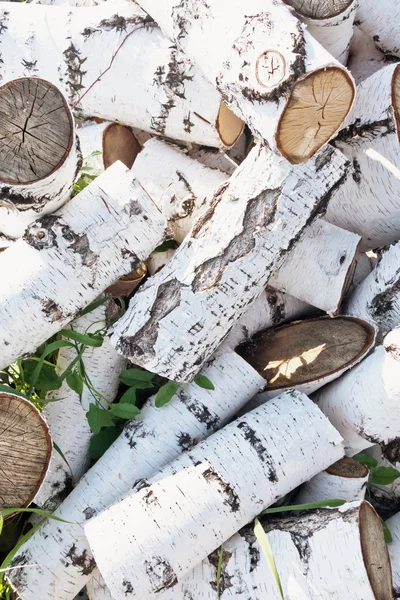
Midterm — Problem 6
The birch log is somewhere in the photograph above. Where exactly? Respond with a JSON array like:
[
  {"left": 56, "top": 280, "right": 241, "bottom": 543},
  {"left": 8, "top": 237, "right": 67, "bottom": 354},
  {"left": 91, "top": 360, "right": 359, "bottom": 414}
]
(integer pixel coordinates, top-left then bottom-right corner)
[
  {"left": 137, "top": 0, "right": 355, "bottom": 163},
  {"left": 295, "top": 457, "right": 369, "bottom": 504},
  {"left": 0, "top": 160, "right": 166, "bottom": 371},
  {"left": 347, "top": 27, "right": 397, "bottom": 84},
  {"left": 326, "top": 63, "right": 400, "bottom": 250},
  {"left": 84, "top": 391, "right": 344, "bottom": 599},
  {"left": 315, "top": 327, "right": 400, "bottom": 455},
  {"left": 153, "top": 501, "right": 391, "bottom": 600},
  {"left": 0, "top": 1, "right": 243, "bottom": 148},
  {"left": 357, "top": 0, "right": 400, "bottom": 57},
  {"left": 363, "top": 445, "right": 400, "bottom": 520},
  {"left": 345, "top": 241, "right": 400, "bottom": 331},
  {"left": 78, "top": 122, "right": 141, "bottom": 171},
  {"left": 387, "top": 511, "right": 400, "bottom": 597},
  {"left": 112, "top": 143, "right": 350, "bottom": 382},
  {"left": 284, "top": 0, "right": 358, "bottom": 64},
  {"left": 0, "top": 78, "right": 81, "bottom": 239}
]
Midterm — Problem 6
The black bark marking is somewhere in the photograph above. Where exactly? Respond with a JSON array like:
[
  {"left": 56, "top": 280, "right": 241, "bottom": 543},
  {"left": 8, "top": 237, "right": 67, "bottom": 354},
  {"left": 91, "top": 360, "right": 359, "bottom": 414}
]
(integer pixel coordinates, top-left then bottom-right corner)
[
  {"left": 177, "top": 431, "right": 197, "bottom": 451},
  {"left": 202, "top": 466, "right": 240, "bottom": 512},
  {"left": 369, "top": 278, "right": 400, "bottom": 323},
  {"left": 177, "top": 388, "right": 220, "bottom": 430},
  {"left": 172, "top": 0, "right": 212, "bottom": 41},
  {"left": 265, "top": 286, "right": 286, "bottom": 325},
  {"left": 290, "top": 532, "right": 311, "bottom": 570},
  {"left": 382, "top": 438, "right": 400, "bottom": 463},
  {"left": 9, "top": 549, "right": 32, "bottom": 589},
  {"left": 41, "top": 299, "right": 65, "bottom": 322},
  {"left": 352, "top": 159, "right": 362, "bottom": 184},
  {"left": 332, "top": 117, "right": 395, "bottom": 147},
  {"left": 122, "top": 579, "right": 134, "bottom": 595},
  {"left": 168, "top": 170, "right": 196, "bottom": 222},
  {"left": 0, "top": 187, "right": 49, "bottom": 211},
  {"left": 63, "top": 43, "right": 87, "bottom": 100},
  {"left": 64, "top": 544, "right": 96, "bottom": 576},
  {"left": 83, "top": 507, "right": 97, "bottom": 520},
  {"left": 144, "top": 557, "right": 178, "bottom": 593},
  {"left": 209, "top": 548, "right": 233, "bottom": 594},
  {"left": 144, "top": 489, "right": 159, "bottom": 505},
  {"left": 237, "top": 421, "right": 278, "bottom": 482},
  {"left": 239, "top": 524, "right": 261, "bottom": 571}
]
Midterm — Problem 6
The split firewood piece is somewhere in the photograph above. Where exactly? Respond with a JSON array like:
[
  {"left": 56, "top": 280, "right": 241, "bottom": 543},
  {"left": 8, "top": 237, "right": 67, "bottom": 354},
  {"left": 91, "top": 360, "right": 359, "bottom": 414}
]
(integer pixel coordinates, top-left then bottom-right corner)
[
  {"left": 84, "top": 391, "right": 344, "bottom": 599},
  {"left": 112, "top": 142, "right": 350, "bottom": 382},
  {"left": 387, "top": 511, "right": 400, "bottom": 597},
  {"left": 0, "top": 160, "right": 166, "bottom": 371},
  {"left": 237, "top": 315, "right": 376, "bottom": 399},
  {"left": 0, "top": 393, "right": 52, "bottom": 511},
  {"left": 315, "top": 327, "right": 400, "bottom": 456},
  {"left": 78, "top": 122, "right": 141, "bottom": 172},
  {"left": 0, "top": 77, "right": 81, "bottom": 239},
  {"left": 284, "top": 0, "right": 358, "bottom": 64},
  {"left": 295, "top": 457, "right": 369, "bottom": 504},
  {"left": 357, "top": 0, "right": 400, "bottom": 57},
  {"left": 347, "top": 27, "right": 398, "bottom": 84},
  {"left": 345, "top": 241, "right": 400, "bottom": 332},
  {"left": 325, "top": 63, "right": 400, "bottom": 250},
  {"left": 155, "top": 501, "right": 392, "bottom": 600},
  {"left": 0, "top": 2, "right": 243, "bottom": 149},
  {"left": 137, "top": 0, "right": 355, "bottom": 163},
  {"left": 33, "top": 301, "right": 128, "bottom": 513}
]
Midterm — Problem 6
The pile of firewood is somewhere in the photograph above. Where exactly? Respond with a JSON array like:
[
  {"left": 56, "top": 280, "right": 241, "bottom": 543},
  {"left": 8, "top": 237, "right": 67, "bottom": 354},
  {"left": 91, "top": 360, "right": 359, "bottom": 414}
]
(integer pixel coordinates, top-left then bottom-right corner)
[{"left": 1, "top": 0, "right": 400, "bottom": 598}]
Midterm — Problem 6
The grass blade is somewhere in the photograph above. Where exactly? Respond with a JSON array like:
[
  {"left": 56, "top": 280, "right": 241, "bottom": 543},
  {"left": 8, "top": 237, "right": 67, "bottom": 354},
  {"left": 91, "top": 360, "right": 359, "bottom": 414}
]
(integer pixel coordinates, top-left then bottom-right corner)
[{"left": 254, "top": 518, "right": 284, "bottom": 600}]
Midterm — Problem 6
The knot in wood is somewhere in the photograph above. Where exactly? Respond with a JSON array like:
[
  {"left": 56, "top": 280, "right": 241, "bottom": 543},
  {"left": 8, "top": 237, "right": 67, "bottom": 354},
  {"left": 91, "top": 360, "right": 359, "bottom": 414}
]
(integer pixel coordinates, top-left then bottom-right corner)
[{"left": 256, "top": 51, "right": 286, "bottom": 89}]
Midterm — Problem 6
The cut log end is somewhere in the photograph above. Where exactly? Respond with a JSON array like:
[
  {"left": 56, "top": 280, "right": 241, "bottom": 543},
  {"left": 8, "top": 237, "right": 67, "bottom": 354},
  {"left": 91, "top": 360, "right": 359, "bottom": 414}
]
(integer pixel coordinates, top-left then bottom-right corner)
[
  {"left": 359, "top": 502, "right": 393, "bottom": 600},
  {"left": 0, "top": 78, "right": 73, "bottom": 185},
  {"left": 216, "top": 102, "right": 244, "bottom": 147},
  {"left": 0, "top": 393, "right": 51, "bottom": 511},
  {"left": 237, "top": 316, "right": 375, "bottom": 390},
  {"left": 105, "top": 263, "right": 147, "bottom": 297},
  {"left": 277, "top": 67, "right": 355, "bottom": 163},
  {"left": 392, "top": 64, "right": 400, "bottom": 140},
  {"left": 103, "top": 124, "right": 141, "bottom": 170},
  {"left": 285, "top": 0, "right": 354, "bottom": 19},
  {"left": 326, "top": 456, "right": 369, "bottom": 478}
]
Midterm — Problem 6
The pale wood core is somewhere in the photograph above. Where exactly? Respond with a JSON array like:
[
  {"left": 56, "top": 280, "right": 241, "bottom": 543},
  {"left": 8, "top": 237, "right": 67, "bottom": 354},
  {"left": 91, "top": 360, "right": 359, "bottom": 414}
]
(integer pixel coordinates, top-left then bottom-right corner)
[
  {"left": 102, "top": 124, "right": 141, "bottom": 170},
  {"left": 0, "top": 393, "right": 51, "bottom": 510},
  {"left": 216, "top": 102, "right": 245, "bottom": 147},
  {"left": 277, "top": 67, "right": 354, "bottom": 163},
  {"left": 0, "top": 78, "right": 73, "bottom": 185},
  {"left": 391, "top": 65, "right": 400, "bottom": 141},
  {"left": 326, "top": 457, "right": 369, "bottom": 479},
  {"left": 359, "top": 502, "right": 393, "bottom": 600},
  {"left": 285, "top": 0, "right": 355, "bottom": 19},
  {"left": 237, "top": 316, "right": 375, "bottom": 389}
]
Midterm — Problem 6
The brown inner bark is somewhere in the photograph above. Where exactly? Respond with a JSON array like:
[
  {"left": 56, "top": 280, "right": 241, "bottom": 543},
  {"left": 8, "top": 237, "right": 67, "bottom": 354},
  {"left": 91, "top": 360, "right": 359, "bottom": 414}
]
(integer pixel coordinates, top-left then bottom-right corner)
[
  {"left": 284, "top": 0, "right": 355, "bottom": 19},
  {"left": 0, "top": 393, "right": 51, "bottom": 511},
  {"left": 105, "top": 263, "right": 147, "bottom": 297},
  {"left": 237, "top": 316, "right": 375, "bottom": 389},
  {"left": 326, "top": 456, "right": 369, "bottom": 478},
  {"left": 277, "top": 67, "right": 354, "bottom": 164},
  {"left": 216, "top": 102, "right": 244, "bottom": 147},
  {"left": 391, "top": 64, "right": 400, "bottom": 141},
  {"left": 102, "top": 124, "right": 141, "bottom": 170},
  {"left": 0, "top": 78, "right": 73, "bottom": 185}
]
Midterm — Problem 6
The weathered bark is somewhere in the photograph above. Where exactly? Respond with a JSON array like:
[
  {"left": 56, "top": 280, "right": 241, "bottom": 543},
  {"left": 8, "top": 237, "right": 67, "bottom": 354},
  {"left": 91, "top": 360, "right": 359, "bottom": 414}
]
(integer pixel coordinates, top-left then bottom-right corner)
[
  {"left": 386, "top": 511, "right": 400, "bottom": 597},
  {"left": 326, "top": 63, "right": 400, "bottom": 250},
  {"left": 136, "top": 0, "right": 355, "bottom": 163},
  {"left": 0, "top": 392, "right": 52, "bottom": 511},
  {"left": 284, "top": 0, "right": 358, "bottom": 64},
  {"left": 78, "top": 121, "right": 141, "bottom": 172},
  {"left": 357, "top": 0, "right": 400, "bottom": 57},
  {"left": 0, "top": 160, "right": 166, "bottom": 371},
  {"left": 0, "top": 77, "right": 81, "bottom": 239},
  {"left": 84, "top": 391, "right": 344, "bottom": 599},
  {"left": 188, "top": 145, "right": 238, "bottom": 175},
  {"left": 0, "top": 2, "right": 243, "bottom": 148},
  {"left": 315, "top": 327, "right": 400, "bottom": 455},
  {"left": 111, "top": 142, "right": 350, "bottom": 382},
  {"left": 345, "top": 241, "right": 400, "bottom": 331},
  {"left": 295, "top": 456, "right": 369, "bottom": 504},
  {"left": 347, "top": 26, "right": 398, "bottom": 84}
]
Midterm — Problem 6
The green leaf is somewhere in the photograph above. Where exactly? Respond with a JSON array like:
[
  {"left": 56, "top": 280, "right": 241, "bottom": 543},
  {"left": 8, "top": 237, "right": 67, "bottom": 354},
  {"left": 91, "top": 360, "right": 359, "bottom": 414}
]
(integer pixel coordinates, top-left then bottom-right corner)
[
  {"left": 60, "top": 329, "right": 104, "bottom": 347},
  {"left": 353, "top": 453, "right": 378, "bottom": 469},
  {"left": 119, "top": 387, "right": 137, "bottom": 405},
  {"left": 258, "top": 499, "right": 346, "bottom": 517},
  {"left": 80, "top": 296, "right": 108, "bottom": 316},
  {"left": 66, "top": 370, "right": 84, "bottom": 396},
  {"left": 84, "top": 150, "right": 102, "bottom": 160},
  {"left": 119, "top": 368, "right": 154, "bottom": 382},
  {"left": 86, "top": 403, "right": 116, "bottom": 434},
  {"left": 380, "top": 517, "right": 393, "bottom": 543},
  {"left": 216, "top": 546, "right": 223, "bottom": 600},
  {"left": 110, "top": 403, "right": 140, "bottom": 420},
  {"left": 53, "top": 442, "right": 73, "bottom": 474},
  {"left": 153, "top": 239, "right": 177, "bottom": 253},
  {"left": 0, "top": 384, "right": 27, "bottom": 400},
  {"left": 254, "top": 518, "right": 284, "bottom": 600},
  {"left": 29, "top": 340, "right": 75, "bottom": 395},
  {"left": 35, "top": 364, "right": 62, "bottom": 393},
  {"left": 194, "top": 375, "right": 215, "bottom": 390},
  {"left": 0, "top": 507, "right": 72, "bottom": 523},
  {"left": 155, "top": 381, "right": 179, "bottom": 408},
  {"left": 0, "top": 514, "right": 3, "bottom": 536},
  {"left": 89, "top": 427, "right": 120, "bottom": 459},
  {"left": 370, "top": 466, "right": 400, "bottom": 485}
]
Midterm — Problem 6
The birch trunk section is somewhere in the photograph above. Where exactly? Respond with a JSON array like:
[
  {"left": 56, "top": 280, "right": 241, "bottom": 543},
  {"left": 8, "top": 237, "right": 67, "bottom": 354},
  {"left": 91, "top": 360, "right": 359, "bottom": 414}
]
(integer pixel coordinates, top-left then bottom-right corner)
[
  {"left": 357, "top": 0, "right": 400, "bottom": 57},
  {"left": 386, "top": 511, "right": 400, "bottom": 597},
  {"left": 136, "top": 0, "right": 355, "bottom": 163},
  {"left": 0, "top": 2, "right": 243, "bottom": 148},
  {"left": 84, "top": 392, "right": 344, "bottom": 599},
  {"left": 347, "top": 27, "right": 397, "bottom": 84},
  {"left": 111, "top": 143, "right": 350, "bottom": 382},
  {"left": 0, "top": 161, "right": 166, "bottom": 371}
]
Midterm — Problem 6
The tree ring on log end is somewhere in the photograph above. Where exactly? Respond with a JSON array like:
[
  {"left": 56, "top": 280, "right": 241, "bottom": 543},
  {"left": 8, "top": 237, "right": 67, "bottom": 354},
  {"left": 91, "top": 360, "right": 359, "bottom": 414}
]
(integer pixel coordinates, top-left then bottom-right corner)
[
  {"left": 326, "top": 456, "right": 369, "bottom": 479},
  {"left": 359, "top": 501, "right": 393, "bottom": 600},
  {"left": 0, "top": 393, "right": 52, "bottom": 512},
  {"left": 216, "top": 102, "right": 244, "bottom": 147},
  {"left": 284, "top": 0, "right": 355, "bottom": 19},
  {"left": 256, "top": 51, "right": 286, "bottom": 90},
  {"left": 277, "top": 67, "right": 355, "bottom": 163},
  {"left": 236, "top": 316, "right": 375, "bottom": 390},
  {"left": 0, "top": 78, "right": 74, "bottom": 185},
  {"left": 102, "top": 124, "right": 141, "bottom": 170}
]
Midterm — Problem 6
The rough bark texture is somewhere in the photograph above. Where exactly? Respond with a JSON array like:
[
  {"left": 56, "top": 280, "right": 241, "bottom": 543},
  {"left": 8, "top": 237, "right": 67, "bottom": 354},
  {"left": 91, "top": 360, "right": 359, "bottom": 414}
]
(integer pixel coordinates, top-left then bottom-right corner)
[
  {"left": 111, "top": 142, "right": 350, "bottom": 382},
  {"left": 84, "top": 391, "right": 344, "bottom": 599},
  {"left": 0, "top": 160, "right": 166, "bottom": 371},
  {"left": 0, "top": 2, "right": 243, "bottom": 148},
  {"left": 357, "top": 0, "right": 400, "bottom": 57}
]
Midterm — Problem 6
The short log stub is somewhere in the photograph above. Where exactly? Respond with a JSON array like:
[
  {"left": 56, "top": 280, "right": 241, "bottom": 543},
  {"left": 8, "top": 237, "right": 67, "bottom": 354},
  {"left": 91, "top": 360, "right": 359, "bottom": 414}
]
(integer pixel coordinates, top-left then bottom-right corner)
[
  {"left": 0, "top": 393, "right": 52, "bottom": 510},
  {"left": 326, "top": 456, "right": 369, "bottom": 479}
]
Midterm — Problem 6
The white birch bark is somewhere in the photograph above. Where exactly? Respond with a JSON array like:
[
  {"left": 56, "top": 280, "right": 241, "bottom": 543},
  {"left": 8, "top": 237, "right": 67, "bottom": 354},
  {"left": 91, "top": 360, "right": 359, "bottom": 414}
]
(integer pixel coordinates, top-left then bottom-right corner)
[
  {"left": 136, "top": 0, "right": 355, "bottom": 163},
  {"left": 187, "top": 146, "right": 237, "bottom": 175},
  {"left": 347, "top": 26, "right": 397, "bottom": 84},
  {"left": 345, "top": 250, "right": 377, "bottom": 295},
  {"left": 325, "top": 63, "right": 400, "bottom": 250},
  {"left": 112, "top": 143, "right": 350, "bottom": 382},
  {"left": 0, "top": 77, "right": 81, "bottom": 239},
  {"left": 315, "top": 327, "right": 400, "bottom": 455},
  {"left": 147, "top": 249, "right": 176, "bottom": 276},
  {"left": 345, "top": 240, "right": 400, "bottom": 331},
  {"left": 33, "top": 301, "right": 128, "bottom": 512},
  {"left": 386, "top": 511, "right": 400, "bottom": 597},
  {"left": 285, "top": 0, "right": 358, "bottom": 64},
  {"left": 0, "top": 1, "right": 243, "bottom": 148},
  {"left": 357, "top": 0, "right": 400, "bottom": 57},
  {"left": 0, "top": 160, "right": 166, "bottom": 371},
  {"left": 84, "top": 391, "right": 344, "bottom": 599},
  {"left": 77, "top": 121, "right": 141, "bottom": 172},
  {"left": 295, "top": 457, "right": 369, "bottom": 504}
]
